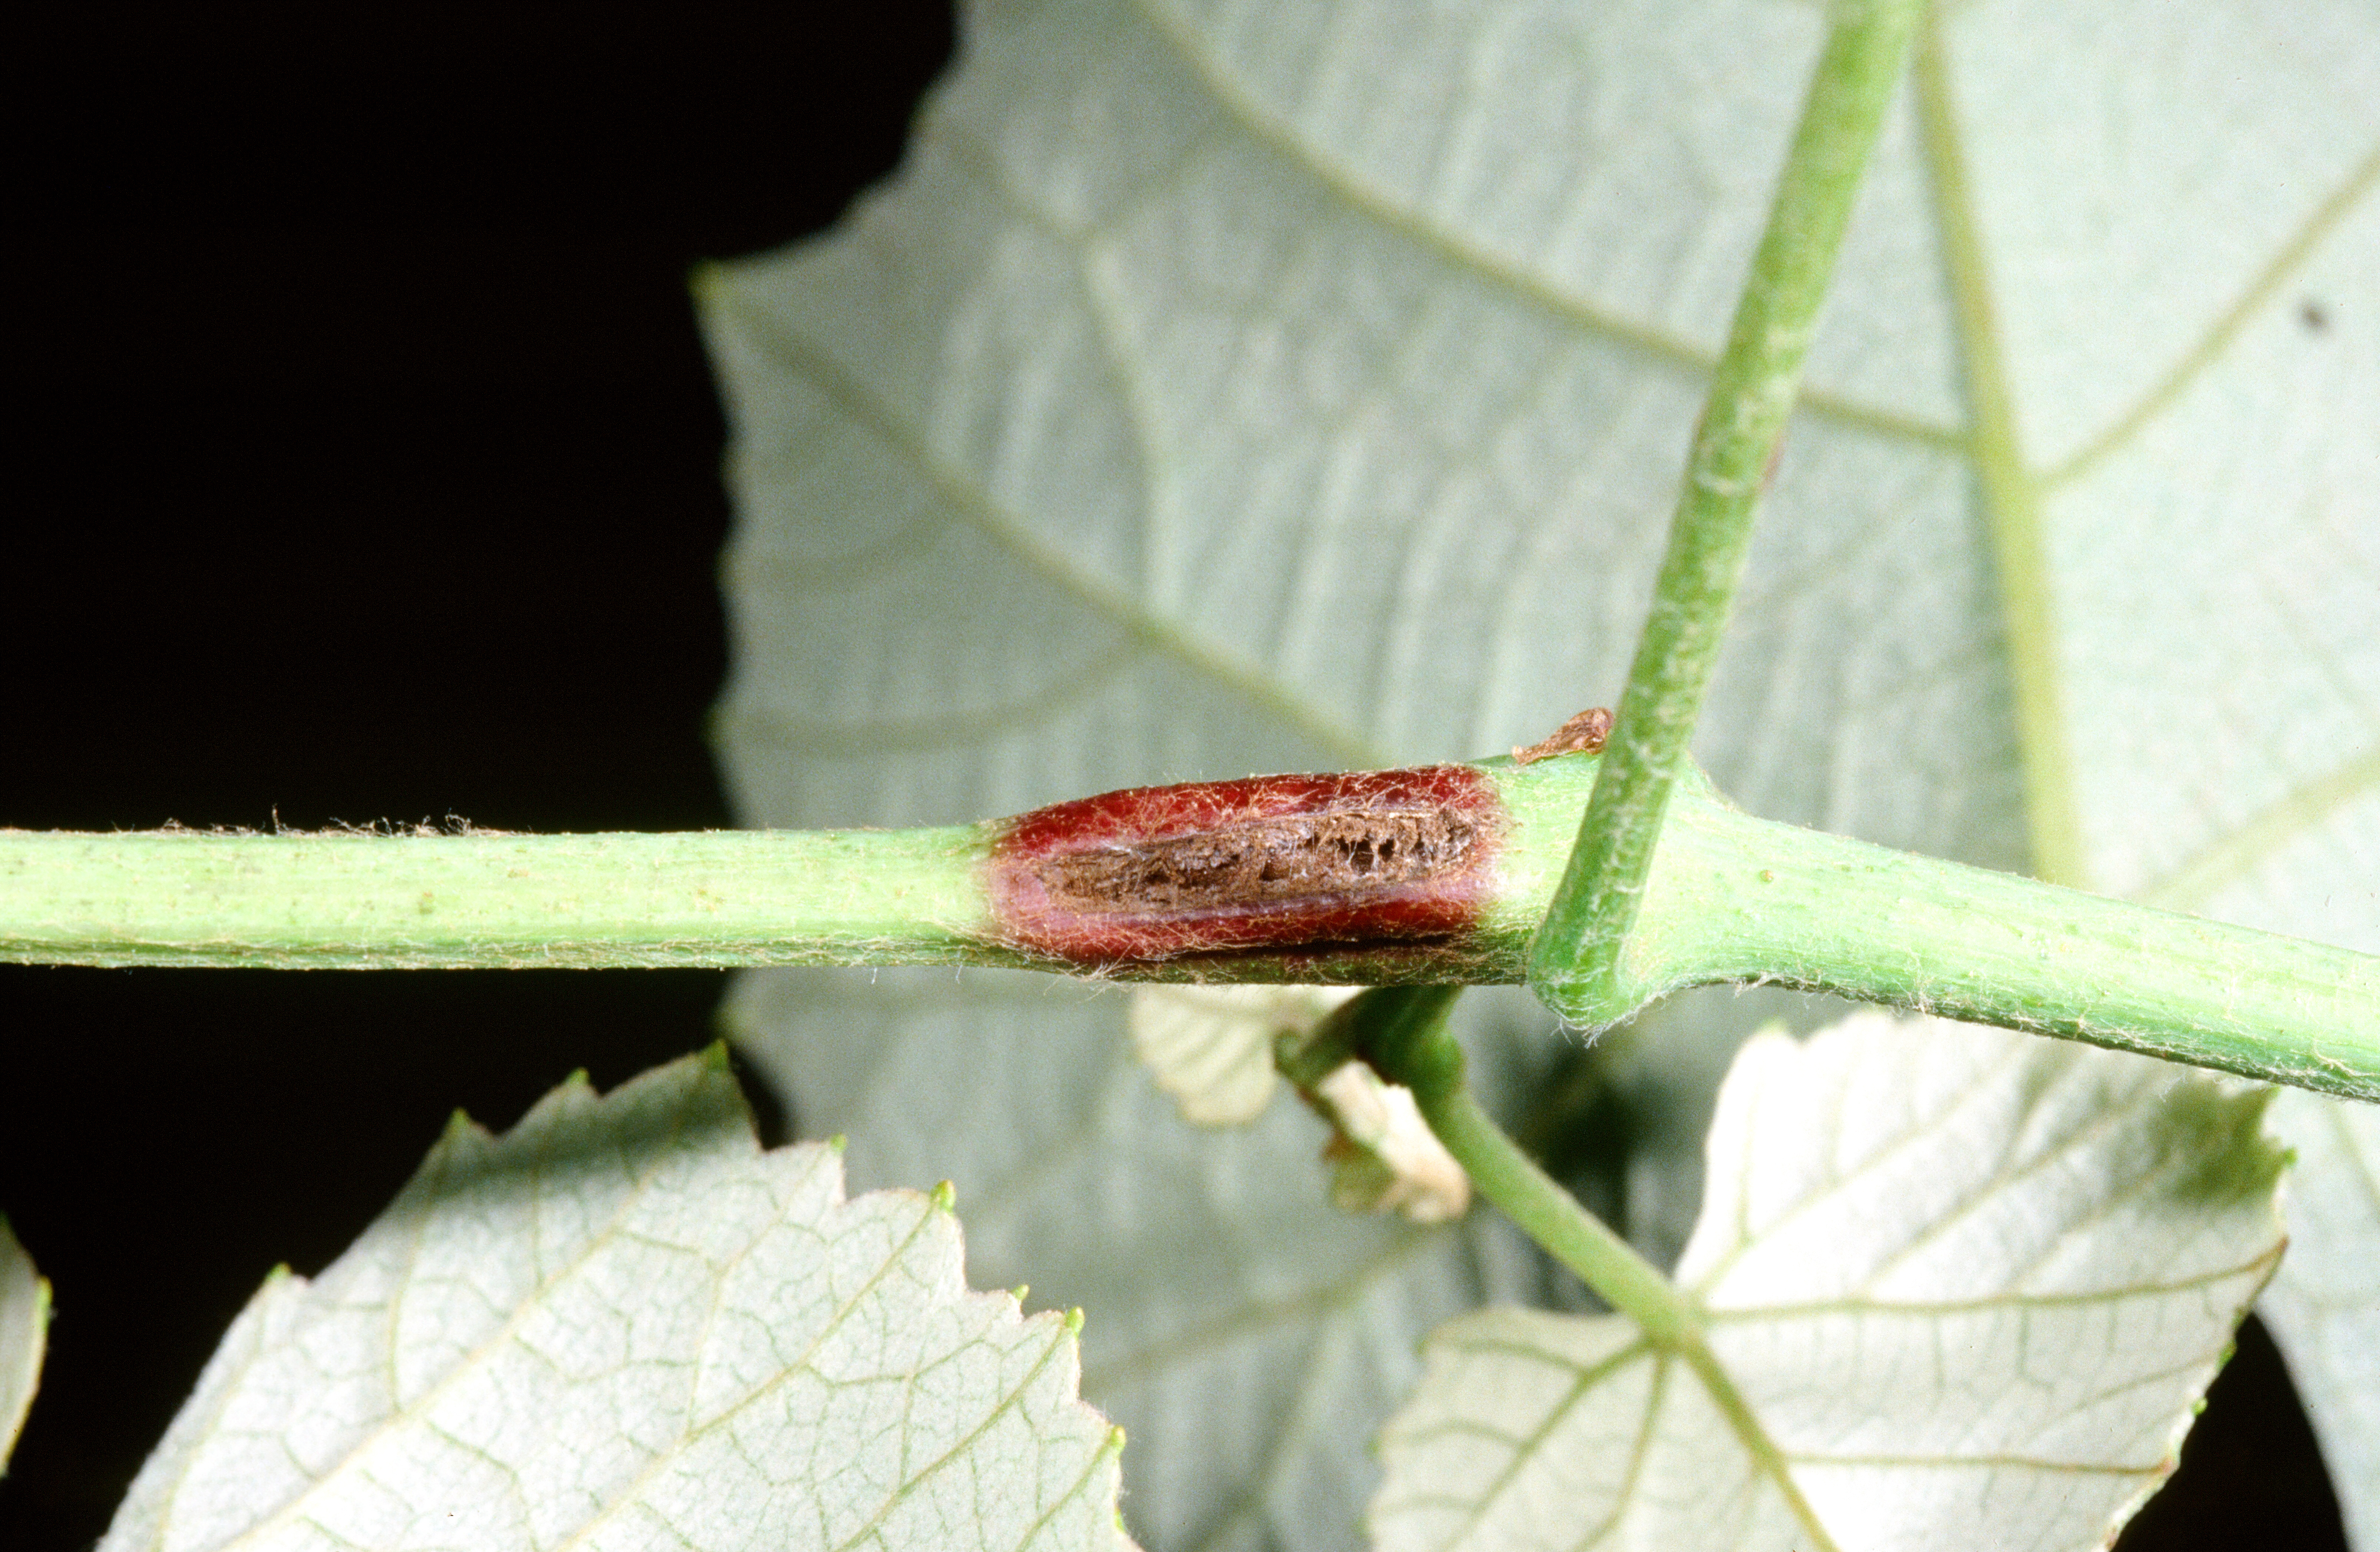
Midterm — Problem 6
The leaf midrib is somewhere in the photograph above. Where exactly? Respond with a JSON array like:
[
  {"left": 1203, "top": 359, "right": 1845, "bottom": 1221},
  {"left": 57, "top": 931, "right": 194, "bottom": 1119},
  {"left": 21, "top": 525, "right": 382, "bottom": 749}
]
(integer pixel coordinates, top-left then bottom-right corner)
[
  {"left": 1129, "top": 0, "right": 1966, "bottom": 452},
  {"left": 727, "top": 294, "right": 1385, "bottom": 773},
  {"left": 1911, "top": 18, "right": 2085, "bottom": 889},
  {"left": 1916, "top": 18, "right": 2380, "bottom": 895}
]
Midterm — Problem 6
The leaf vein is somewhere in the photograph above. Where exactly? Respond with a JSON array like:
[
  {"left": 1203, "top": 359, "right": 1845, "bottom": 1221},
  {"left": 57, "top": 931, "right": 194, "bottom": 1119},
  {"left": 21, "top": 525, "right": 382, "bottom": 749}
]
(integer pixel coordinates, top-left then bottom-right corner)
[
  {"left": 723, "top": 295, "right": 1381, "bottom": 770},
  {"left": 2044, "top": 142, "right": 2380, "bottom": 492},
  {"left": 1125, "top": 0, "right": 1964, "bottom": 450}
]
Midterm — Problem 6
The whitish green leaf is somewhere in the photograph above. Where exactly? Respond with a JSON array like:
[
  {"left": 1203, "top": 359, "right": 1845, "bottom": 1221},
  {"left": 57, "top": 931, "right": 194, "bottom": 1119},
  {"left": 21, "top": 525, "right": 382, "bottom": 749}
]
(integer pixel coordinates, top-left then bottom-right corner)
[
  {"left": 729, "top": 969, "right": 1547, "bottom": 1552},
  {"left": 1129, "top": 984, "right": 1357, "bottom": 1126},
  {"left": 1374, "top": 1010, "right": 2287, "bottom": 1552},
  {"left": 0, "top": 1215, "right": 46, "bottom": 1469},
  {"left": 702, "top": 0, "right": 2028, "bottom": 862},
  {"left": 101, "top": 1051, "right": 1127, "bottom": 1552},
  {"left": 703, "top": 0, "right": 2379, "bottom": 1541},
  {"left": 2261, "top": 1088, "right": 2380, "bottom": 1550}
]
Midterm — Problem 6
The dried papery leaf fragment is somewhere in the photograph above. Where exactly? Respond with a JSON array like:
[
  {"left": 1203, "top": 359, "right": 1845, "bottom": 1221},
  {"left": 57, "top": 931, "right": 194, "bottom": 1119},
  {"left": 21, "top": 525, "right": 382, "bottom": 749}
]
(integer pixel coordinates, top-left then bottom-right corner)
[
  {"left": 1312, "top": 1062, "right": 1471, "bottom": 1224},
  {"left": 1511, "top": 707, "right": 1614, "bottom": 766},
  {"left": 1129, "top": 983, "right": 1360, "bottom": 1126}
]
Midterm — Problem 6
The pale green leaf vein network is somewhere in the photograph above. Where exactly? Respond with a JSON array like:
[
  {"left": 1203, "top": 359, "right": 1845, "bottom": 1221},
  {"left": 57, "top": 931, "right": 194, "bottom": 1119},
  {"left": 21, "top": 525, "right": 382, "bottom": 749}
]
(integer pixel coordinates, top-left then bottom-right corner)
[
  {"left": 599, "top": 1196, "right": 1082, "bottom": 1550},
  {"left": 1375, "top": 1337, "right": 1663, "bottom": 1549},
  {"left": 938, "top": 109, "right": 1207, "bottom": 636},
  {"left": 376, "top": 1174, "right": 436, "bottom": 1462},
  {"left": 1916, "top": 30, "right": 2380, "bottom": 896},
  {"left": 161, "top": 1119, "right": 680, "bottom": 1552},
  {"left": 1845, "top": 1078, "right": 2178, "bottom": 1296},
  {"left": 820, "top": 1334, "right": 1077, "bottom": 1552},
  {"left": 1560, "top": 1358, "right": 1666, "bottom": 1552},
  {"left": 1021, "top": 1446, "right": 1139, "bottom": 1552},
  {"left": 731, "top": 500, "right": 1000, "bottom": 597},
  {"left": 2141, "top": 741, "right": 2380, "bottom": 912},
  {"left": 1694, "top": 1054, "right": 2271, "bottom": 1331},
  {"left": 1074, "top": 203, "right": 1190, "bottom": 621},
  {"left": 1127, "top": 0, "right": 1963, "bottom": 453},
  {"left": 1686, "top": 1036, "right": 2037, "bottom": 1297},
  {"left": 720, "top": 295, "right": 1383, "bottom": 771},
  {"left": 1520, "top": 1346, "right": 1665, "bottom": 1552},
  {"left": 219, "top": 1108, "right": 843, "bottom": 1552},
  {"left": 925, "top": 115, "right": 1429, "bottom": 720},
  {"left": 1726, "top": 482, "right": 1962, "bottom": 621},
  {"left": 1373, "top": 1017, "right": 2286, "bottom": 1552},
  {"left": 2045, "top": 144, "right": 2380, "bottom": 492},
  {"left": 143, "top": 1282, "right": 292, "bottom": 1548},
  {"left": 928, "top": 79, "right": 1273, "bottom": 269},
  {"left": 1682, "top": 1345, "right": 1838, "bottom": 1552},
  {"left": 144, "top": 1115, "right": 637, "bottom": 1550},
  {"left": 109, "top": 1060, "right": 1125, "bottom": 1552},
  {"left": 1771, "top": 1453, "right": 2145, "bottom": 1475},
  {"left": 1912, "top": 15, "right": 2085, "bottom": 888}
]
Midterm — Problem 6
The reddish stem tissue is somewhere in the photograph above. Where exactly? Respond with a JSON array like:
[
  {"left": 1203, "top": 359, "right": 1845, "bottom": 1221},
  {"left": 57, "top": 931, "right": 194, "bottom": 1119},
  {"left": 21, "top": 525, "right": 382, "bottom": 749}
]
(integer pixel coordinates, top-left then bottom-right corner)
[{"left": 988, "top": 765, "right": 1506, "bottom": 965}]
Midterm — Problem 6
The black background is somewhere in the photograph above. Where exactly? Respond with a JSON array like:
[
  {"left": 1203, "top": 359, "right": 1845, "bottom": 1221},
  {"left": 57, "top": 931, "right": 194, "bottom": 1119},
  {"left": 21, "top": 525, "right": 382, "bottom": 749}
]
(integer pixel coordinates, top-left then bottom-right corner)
[{"left": 0, "top": 5, "right": 2344, "bottom": 1546}]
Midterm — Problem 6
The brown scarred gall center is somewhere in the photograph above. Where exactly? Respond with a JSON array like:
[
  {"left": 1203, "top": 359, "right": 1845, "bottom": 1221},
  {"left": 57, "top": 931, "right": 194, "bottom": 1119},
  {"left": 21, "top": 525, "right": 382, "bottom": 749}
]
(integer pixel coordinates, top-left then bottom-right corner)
[{"left": 988, "top": 765, "right": 1504, "bottom": 966}]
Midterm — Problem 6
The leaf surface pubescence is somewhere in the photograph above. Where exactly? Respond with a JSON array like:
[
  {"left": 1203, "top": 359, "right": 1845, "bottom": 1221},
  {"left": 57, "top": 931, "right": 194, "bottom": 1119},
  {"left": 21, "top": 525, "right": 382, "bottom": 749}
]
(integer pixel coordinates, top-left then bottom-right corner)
[{"left": 989, "top": 766, "right": 1505, "bottom": 965}]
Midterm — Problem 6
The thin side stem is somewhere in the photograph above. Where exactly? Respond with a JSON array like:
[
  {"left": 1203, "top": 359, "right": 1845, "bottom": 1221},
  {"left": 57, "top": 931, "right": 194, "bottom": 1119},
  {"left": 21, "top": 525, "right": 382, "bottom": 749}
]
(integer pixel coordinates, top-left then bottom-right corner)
[
  {"left": 1365, "top": 1006, "right": 1698, "bottom": 1350},
  {"left": 1358, "top": 994, "right": 1838, "bottom": 1551},
  {"left": 1529, "top": 0, "right": 1926, "bottom": 1022}
]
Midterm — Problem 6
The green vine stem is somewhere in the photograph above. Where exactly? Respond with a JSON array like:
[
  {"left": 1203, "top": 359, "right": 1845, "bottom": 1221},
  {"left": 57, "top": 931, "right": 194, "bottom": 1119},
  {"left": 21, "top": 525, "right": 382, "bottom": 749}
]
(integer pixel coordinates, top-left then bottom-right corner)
[
  {"left": 6, "top": 753, "right": 2376, "bottom": 1101},
  {"left": 1528, "top": 0, "right": 1926, "bottom": 1023},
  {"left": 0, "top": 826, "right": 994, "bottom": 970}
]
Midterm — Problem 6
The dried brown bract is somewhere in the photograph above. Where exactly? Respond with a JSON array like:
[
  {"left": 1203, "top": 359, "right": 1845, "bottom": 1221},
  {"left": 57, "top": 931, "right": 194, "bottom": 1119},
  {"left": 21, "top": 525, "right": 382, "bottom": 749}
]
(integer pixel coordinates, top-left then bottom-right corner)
[{"left": 1511, "top": 707, "right": 1613, "bottom": 765}]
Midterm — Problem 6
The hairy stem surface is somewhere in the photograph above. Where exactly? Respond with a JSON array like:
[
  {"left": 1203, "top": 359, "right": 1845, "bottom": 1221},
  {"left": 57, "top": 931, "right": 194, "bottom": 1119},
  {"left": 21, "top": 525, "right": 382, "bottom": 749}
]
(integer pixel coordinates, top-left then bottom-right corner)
[
  {"left": 6, "top": 755, "right": 2377, "bottom": 1101},
  {"left": 1529, "top": 0, "right": 1926, "bottom": 1022},
  {"left": 0, "top": 826, "right": 993, "bottom": 969}
]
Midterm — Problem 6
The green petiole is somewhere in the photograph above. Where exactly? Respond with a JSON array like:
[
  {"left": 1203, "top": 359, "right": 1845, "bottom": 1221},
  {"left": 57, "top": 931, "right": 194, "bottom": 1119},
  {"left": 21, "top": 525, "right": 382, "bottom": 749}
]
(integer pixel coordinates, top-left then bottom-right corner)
[{"left": 1528, "top": 0, "right": 1927, "bottom": 1026}]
